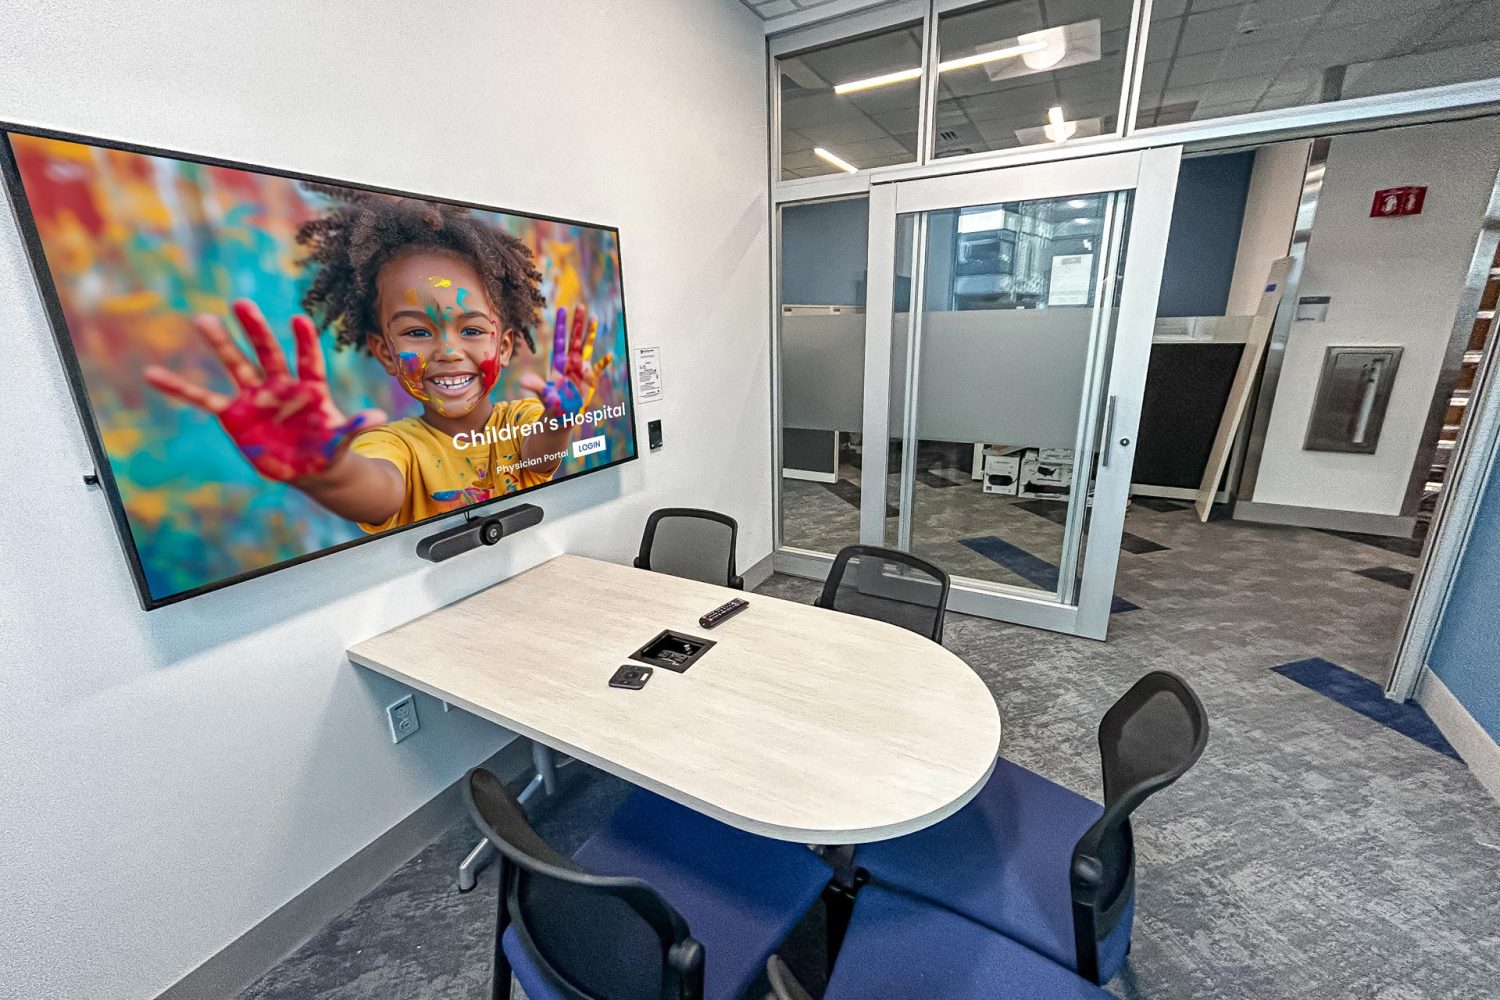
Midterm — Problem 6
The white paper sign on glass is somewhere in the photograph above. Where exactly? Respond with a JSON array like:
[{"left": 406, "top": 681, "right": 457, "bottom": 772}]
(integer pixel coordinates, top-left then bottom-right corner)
[{"left": 1047, "top": 253, "right": 1094, "bottom": 306}]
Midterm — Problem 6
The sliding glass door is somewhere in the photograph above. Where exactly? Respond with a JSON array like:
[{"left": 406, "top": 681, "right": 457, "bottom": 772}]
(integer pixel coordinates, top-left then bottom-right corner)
[{"left": 859, "top": 148, "right": 1180, "bottom": 638}]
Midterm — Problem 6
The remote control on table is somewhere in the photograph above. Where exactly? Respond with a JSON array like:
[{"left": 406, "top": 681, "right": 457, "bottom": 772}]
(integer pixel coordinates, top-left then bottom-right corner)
[{"left": 700, "top": 598, "right": 748, "bottom": 629}]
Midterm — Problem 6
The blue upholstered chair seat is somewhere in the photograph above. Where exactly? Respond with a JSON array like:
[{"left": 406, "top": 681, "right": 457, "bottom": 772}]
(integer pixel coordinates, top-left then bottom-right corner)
[
  {"left": 821, "top": 885, "right": 1113, "bottom": 1000},
  {"left": 506, "top": 789, "right": 830, "bottom": 1000},
  {"left": 854, "top": 757, "right": 1133, "bottom": 982}
]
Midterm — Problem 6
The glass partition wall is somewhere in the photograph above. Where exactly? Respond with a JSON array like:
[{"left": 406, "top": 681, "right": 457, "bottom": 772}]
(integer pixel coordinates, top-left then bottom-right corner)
[
  {"left": 892, "top": 192, "right": 1129, "bottom": 600},
  {"left": 769, "top": 0, "right": 1500, "bottom": 635},
  {"left": 777, "top": 197, "right": 871, "bottom": 554},
  {"left": 772, "top": 0, "right": 1500, "bottom": 187}
]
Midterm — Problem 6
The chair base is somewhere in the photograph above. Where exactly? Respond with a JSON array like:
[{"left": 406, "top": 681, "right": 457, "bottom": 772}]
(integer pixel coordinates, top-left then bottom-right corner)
[{"left": 459, "top": 742, "right": 562, "bottom": 893}]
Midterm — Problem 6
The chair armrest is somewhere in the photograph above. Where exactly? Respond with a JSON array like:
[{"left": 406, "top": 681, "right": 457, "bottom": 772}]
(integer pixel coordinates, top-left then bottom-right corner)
[{"left": 765, "top": 956, "right": 816, "bottom": 1000}]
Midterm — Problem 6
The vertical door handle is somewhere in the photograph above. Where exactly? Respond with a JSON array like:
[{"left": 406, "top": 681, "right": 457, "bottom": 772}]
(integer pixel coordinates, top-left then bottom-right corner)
[{"left": 1101, "top": 395, "right": 1118, "bottom": 467}]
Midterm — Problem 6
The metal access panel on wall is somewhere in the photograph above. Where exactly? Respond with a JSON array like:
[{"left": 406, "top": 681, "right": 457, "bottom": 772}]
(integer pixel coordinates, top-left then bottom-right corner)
[{"left": 1304, "top": 346, "right": 1404, "bottom": 454}]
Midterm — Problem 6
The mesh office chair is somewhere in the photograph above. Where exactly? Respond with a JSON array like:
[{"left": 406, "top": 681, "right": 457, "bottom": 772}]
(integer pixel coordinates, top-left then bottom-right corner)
[
  {"left": 854, "top": 671, "right": 1209, "bottom": 985},
  {"left": 635, "top": 508, "right": 744, "bottom": 589},
  {"left": 465, "top": 769, "right": 830, "bottom": 1000},
  {"left": 814, "top": 545, "right": 951, "bottom": 643}
]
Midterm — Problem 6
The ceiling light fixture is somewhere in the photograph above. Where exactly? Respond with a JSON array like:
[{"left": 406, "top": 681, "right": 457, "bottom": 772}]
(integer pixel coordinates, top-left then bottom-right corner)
[
  {"left": 1018, "top": 26, "right": 1069, "bottom": 70},
  {"left": 1043, "top": 106, "right": 1077, "bottom": 143},
  {"left": 832, "top": 39, "right": 1048, "bottom": 94},
  {"left": 832, "top": 66, "right": 922, "bottom": 94},
  {"left": 814, "top": 146, "right": 860, "bottom": 174},
  {"left": 936, "top": 39, "right": 1048, "bottom": 73},
  {"left": 1067, "top": 198, "right": 1088, "bottom": 208}
]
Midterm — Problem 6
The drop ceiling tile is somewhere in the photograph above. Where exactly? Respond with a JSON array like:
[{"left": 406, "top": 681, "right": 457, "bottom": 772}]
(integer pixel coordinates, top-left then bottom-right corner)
[
  {"left": 801, "top": 114, "right": 896, "bottom": 145},
  {"left": 1406, "top": 0, "right": 1500, "bottom": 47},
  {"left": 1195, "top": 73, "right": 1277, "bottom": 107},
  {"left": 780, "top": 127, "right": 816, "bottom": 153},
  {"left": 1215, "top": 38, "right": 1294, "bottom": 76},
  {"left": 1177, "top": 6, "right": 1245, "bottom": 55},
  {"left": 872, "top": 109, "right": 921, "bottom": 132},
  {"left": 1163, "top": 51, "right": 1229, "bottom": 87},
  {"left": 843, "top": 81, "right": 924, "bottom": 114},
  {"left": 1290, "top": 18, "right": 1429, "bottom": 64},
  {"left": 834, "top": 136, "right": 919, "bottom": 164},
  {"left": 781, "top": 92, "right": 880, "bottom": 128},
  {"left": 1322, "top": 0, "right": 1458, "bottom": 25}
]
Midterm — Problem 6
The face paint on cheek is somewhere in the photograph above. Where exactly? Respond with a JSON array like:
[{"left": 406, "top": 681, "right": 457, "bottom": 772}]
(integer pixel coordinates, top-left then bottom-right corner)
[
  {"left": 478, "top": 352, "right": 500, "bottom": 393},
  {"left": 394, "top": 350, "right": 430, "bottom": 401}
]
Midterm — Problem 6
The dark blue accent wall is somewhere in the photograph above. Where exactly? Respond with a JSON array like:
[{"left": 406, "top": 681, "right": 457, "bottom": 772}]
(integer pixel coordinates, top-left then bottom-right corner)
[
  {"left": 1429, "top": 453, "right": 1500, "bottom": 740},
  {"left": 781, "top": 198, "right": 869, "bottom": 307},
  {"left": 1157, "top": 151, "right": 1255, "bottom": 318}
]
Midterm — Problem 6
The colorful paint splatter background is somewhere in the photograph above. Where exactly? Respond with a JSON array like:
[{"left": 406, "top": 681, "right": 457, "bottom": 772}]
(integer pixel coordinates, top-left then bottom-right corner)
[{"left": 8, "top": 133, "right": 635, "bottom": 603}]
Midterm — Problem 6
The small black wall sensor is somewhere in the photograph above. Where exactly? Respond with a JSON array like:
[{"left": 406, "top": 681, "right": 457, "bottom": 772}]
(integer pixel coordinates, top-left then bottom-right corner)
[{"left": 648, "top": 419, "right": 663, "bottom": 452}]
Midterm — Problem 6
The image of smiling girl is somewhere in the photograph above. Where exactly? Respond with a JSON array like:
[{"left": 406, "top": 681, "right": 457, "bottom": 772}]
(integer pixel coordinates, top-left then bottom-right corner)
[{"left": 143, "top": 189, "right": 610, "bottom": 531}]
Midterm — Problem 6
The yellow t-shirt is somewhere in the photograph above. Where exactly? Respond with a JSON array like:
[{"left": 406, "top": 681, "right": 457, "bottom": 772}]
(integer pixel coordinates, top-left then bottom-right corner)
[{"left": 350, "top": 398, "right": 554, "bottom": 533}]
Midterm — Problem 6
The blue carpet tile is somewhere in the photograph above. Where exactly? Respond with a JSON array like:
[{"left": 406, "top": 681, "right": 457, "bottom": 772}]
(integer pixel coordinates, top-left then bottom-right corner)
[
  {"left": 1272, "top": 657, "right": 1461, "bottom": 760},
  {"left": 1013, "top": 499, "right": 1170, "bottom": 554},
  {"left": 959, "top": 535, "right": 1138, "bottom": 614},
  {"left": 1353, "top": 565, "right": 1414, "bottom": 590}
]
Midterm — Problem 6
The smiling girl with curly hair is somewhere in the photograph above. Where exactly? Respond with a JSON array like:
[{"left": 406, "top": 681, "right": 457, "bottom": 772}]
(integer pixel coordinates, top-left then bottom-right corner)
[{"left": 145, "top": 188, "right": 609, "bottom": 531}]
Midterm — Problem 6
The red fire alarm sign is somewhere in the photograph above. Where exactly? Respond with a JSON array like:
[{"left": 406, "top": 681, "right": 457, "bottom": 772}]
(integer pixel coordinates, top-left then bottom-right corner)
[{"left": 1371, "top": 186, "right": 1426, "bottom": 217}]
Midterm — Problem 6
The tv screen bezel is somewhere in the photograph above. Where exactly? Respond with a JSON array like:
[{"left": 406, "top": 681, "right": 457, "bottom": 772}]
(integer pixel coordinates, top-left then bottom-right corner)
[{"left": 0, "top": 121, "right": 640, "bottom": 611}]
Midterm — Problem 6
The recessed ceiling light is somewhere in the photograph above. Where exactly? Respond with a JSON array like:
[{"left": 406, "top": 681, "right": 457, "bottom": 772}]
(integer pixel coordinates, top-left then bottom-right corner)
[
  {"left": 832, "top": 39, "right": 1047, "bottom": 94},
  {"left": 1018, "top": 26, "right": 1069, "bottom": 70},
  {"left": 936, "top": 39, "right": 1047, "bottom": 74},
  {"left": 813, "top": 147, "right": 859, "bottom": 174},
  {"left": 832, "top": 67, "right": 921, "bottom": 94},
  {"left": 1067, "top": 199, "right": 1088, "bottom": 209},
  {"left": 1043, "top": 106, "right": 1077, "bottom": 143},
  {"left": 1072, "top": 217, "right": 1092, "bottom": 225}
]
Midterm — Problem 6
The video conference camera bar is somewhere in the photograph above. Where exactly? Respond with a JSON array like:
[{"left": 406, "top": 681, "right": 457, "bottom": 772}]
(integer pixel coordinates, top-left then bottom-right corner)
[{"left": 416, "top": 503, "right": 544, "bottom": 563}]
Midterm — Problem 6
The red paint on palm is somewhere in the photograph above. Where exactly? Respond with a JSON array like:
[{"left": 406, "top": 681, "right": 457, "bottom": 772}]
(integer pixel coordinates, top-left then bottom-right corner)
[
  {"left": 144, "top": 298, "right": 385, "bottom": 482},
  {"left": 220, "top": 376, "right": 363, "bottom": 481}
]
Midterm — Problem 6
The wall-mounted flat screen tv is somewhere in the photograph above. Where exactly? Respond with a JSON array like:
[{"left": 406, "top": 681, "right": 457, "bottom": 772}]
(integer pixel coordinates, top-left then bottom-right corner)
[{"left": 1, "top": 127, "right": 638, "bottom": 609}]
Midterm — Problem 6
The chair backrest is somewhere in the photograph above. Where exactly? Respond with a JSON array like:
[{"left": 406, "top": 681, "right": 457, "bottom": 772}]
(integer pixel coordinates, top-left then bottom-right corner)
[
  {"left": 634, "top": 508, "right": 743, "bottom": 589},
  {"left": 1069, "top": 671, "right": 1208, "bottom": 983},
  {"left": 464, "top": 768, "right": 704, "bottom": 1000},
  {"left": 814, "top": 544, "right": 951, "bottom": 643}
]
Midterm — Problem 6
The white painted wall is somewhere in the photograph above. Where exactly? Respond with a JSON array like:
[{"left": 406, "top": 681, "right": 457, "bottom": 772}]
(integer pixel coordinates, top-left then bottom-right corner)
[
  {"left": 1225, "top": 140, "right": 1310, "bottom": 318},
  {"left": 0, "top": 2, "right": 769, "bottom": 997},
  {"left": 1250, "top": 120, "right": 1500, "bottom": 515}
]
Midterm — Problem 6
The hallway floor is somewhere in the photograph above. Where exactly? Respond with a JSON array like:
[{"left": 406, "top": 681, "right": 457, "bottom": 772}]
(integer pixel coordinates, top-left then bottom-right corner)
[{"left": 238, "top": 498, "right": 1500, "bottom": 1000}]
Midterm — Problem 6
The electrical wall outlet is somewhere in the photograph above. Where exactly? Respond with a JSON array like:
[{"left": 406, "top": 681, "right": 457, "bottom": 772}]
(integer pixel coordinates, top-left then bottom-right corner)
[{"left": 387, "top": 694, "right": 419, "bottom": 744}]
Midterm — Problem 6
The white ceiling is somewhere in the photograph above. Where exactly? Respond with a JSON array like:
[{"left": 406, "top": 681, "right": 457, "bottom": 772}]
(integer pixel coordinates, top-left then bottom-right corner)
[
  {"left": 737, "top": 0, "right": 891, "bottom": 23},
  {"left": 773, "top": 0, "right": 1500, "bottom": 179}
]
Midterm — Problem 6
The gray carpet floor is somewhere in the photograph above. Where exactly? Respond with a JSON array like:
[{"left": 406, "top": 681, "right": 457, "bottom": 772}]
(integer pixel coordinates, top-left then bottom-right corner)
[{"left": 238, "top": 492, "right": 1500, "bottom": 1000}]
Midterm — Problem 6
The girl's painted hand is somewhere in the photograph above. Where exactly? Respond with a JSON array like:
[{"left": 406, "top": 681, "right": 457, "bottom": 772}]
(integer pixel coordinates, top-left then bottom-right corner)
[
  {"left": 519, "top": 304, "right": 611, "bottom": 419},
  {"left": 145, "top": 299, "right": 387, "bottom": 482}
]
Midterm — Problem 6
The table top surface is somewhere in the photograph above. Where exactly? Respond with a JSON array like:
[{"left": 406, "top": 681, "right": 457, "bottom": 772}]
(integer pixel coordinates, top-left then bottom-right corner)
[{"left": 347, "top": 554, "right": 1002, "bottom": 844}]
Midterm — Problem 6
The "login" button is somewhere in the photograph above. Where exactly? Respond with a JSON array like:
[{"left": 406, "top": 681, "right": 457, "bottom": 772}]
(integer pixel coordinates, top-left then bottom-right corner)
[{"left": 572, "top": 435, "right": 608, "bottom": 458}]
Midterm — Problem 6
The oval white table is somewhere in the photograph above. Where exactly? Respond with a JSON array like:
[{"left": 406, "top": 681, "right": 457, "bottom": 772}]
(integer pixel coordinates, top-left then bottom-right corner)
[{"left": 348, "top": 554, "right": 1002, "bottom": 848}]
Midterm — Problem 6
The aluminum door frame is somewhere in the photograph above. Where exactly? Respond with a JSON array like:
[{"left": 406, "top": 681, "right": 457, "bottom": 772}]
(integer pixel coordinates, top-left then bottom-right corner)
[{"left": 858, "top": 146, "right": 1181, "bottom": 639}]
